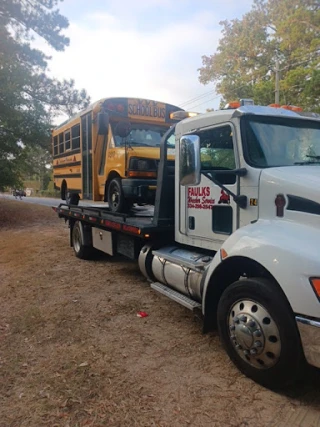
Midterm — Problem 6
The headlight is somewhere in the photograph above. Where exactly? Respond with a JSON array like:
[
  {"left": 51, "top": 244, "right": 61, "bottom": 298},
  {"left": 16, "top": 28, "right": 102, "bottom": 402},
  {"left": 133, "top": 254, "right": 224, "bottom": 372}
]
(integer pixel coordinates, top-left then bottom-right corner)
[{"left": 129, "top": 158, "right": 157, "bottom": 171}]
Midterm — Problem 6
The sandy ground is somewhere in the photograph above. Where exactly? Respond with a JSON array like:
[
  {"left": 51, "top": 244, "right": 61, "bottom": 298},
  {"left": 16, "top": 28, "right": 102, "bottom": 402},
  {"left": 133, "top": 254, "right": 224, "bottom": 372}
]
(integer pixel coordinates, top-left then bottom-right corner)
[{"left": 0, "top": 199, "right": 320, "bottom": 427}]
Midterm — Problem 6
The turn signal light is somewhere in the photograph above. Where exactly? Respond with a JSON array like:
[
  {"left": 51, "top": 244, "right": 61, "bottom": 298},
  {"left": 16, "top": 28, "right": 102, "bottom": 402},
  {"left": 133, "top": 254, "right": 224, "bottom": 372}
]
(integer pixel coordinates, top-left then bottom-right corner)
[
  {"left": 224, "top": 101, "right": 241, "bottom": 109},
  {"left": 220, "top": 248, "right": 228, "bottom": 260},
  {"left": 128, "top": 171, "right": 157, "bottom": 178},
  {"left": 268, "top": 104, "right": 303, "bottom": 112},
  {"left": 280, "top": 105, "right": 303, "bottom": 112},
  {"left": 224, "top": 99, "right": 254, "bottom": 109},
  {"left": 170, "top": 111, "right": 199, "bottom": 120},
  {"left": 310, "top": 278, "right": 320, "bottom": 299},
  {"left": 105, "top": 103, "right": 125, "bottom": 113}
]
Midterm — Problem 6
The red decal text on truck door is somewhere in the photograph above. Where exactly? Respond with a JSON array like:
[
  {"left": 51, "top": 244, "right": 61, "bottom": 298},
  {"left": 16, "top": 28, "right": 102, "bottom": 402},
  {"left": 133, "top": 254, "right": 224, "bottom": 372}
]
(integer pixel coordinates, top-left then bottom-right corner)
[{"left": 188, "top": 187, "right": 215, "bottom": 210}]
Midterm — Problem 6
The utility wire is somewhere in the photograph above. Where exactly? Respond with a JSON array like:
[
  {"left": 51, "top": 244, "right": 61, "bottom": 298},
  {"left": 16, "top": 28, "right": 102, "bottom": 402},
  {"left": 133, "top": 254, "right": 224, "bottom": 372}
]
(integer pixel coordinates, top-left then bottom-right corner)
[
  {"left": 179, "top": 89, "right": 217, "bottom": 108},
  {"left": 280, "top": 50, "right": 320, "bottom": 71},
  {"left": 186, "top": 82, "right": 251, "bottom": 111},
  {"left": 186, "top": 94, "right": 221, "bottom": 110}
]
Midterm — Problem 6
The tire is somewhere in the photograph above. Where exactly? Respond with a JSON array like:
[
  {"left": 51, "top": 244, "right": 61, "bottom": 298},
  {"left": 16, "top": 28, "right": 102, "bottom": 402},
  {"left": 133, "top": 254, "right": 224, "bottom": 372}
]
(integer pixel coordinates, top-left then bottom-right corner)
[
  {"left": 217, "top": 277, "right": 304, "bottom": 390},
  {"left": 72, "top": 221, "right": 94, "bottom": 259},
  {"left": 66, "top": 192, "right": 80, "bottom": 206},
  {"left": 107, "top": 178, "right": 131, "bottom": 213},
  {"left": 61, "top": 181, "right": 67, "bottom": 201}
]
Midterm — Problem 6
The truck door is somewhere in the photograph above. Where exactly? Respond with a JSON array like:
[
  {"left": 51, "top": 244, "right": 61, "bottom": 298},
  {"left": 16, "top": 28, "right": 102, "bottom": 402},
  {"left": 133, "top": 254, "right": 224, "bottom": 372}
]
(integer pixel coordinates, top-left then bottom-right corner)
[{"left": 180, "top": 123, "right": 239, "bottom": 242}]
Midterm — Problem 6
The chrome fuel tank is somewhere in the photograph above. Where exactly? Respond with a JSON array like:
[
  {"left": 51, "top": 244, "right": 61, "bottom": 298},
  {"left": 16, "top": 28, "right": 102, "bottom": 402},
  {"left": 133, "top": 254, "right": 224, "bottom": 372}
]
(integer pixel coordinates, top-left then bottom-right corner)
[{"left": 139, "top": 245, "right": 212, "bottom": 302}]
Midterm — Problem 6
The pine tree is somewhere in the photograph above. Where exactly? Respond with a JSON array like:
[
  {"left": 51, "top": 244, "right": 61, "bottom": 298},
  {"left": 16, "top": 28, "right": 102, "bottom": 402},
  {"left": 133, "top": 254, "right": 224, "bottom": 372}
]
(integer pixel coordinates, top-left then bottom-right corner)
[{"left": 0, "top": 0, "right": 90, "bottom": 190}]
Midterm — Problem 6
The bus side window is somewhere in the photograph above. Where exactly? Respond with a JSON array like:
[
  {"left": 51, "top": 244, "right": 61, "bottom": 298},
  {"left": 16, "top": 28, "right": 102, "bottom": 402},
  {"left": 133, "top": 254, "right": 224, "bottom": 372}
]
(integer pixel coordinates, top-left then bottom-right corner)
[
  {"left": 72, "top": 124, "right": 80, "bottom": 149},
  {"left": 65, "top": 130, "right": 71, "bottom": 151},
  {"left": 53, "top": 136, "right": 58, "bottom": 156},
  {"left": 58, "top": 133, "right": 64, "bottom": 154}
]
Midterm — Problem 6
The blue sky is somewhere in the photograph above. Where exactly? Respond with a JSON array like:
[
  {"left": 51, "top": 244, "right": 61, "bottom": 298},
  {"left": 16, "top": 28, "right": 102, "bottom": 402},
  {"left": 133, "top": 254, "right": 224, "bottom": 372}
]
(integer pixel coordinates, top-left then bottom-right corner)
[{"left": 43, "top": 0, "right": 254, "bottom": 118}]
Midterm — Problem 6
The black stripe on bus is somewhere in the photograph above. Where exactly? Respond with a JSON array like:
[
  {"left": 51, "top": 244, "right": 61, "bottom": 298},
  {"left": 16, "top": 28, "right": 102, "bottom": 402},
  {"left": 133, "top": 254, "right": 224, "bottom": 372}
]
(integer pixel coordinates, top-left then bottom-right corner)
[
  {"left": 53, "top": 148, "right": 81, "bottom": 159},
  {"left": 54, "top": 173, "right": 82, "bottom": 178},
  {"left": 54, "top": 161, "right": 81, "bottom": 169}
]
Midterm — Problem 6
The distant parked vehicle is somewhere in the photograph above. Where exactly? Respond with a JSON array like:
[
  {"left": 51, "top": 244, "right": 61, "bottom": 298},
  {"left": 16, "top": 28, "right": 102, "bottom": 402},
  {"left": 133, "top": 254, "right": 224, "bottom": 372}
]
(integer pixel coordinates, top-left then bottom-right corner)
[{"left": 12, "top": 189, "right": 26, "bottom": 199}]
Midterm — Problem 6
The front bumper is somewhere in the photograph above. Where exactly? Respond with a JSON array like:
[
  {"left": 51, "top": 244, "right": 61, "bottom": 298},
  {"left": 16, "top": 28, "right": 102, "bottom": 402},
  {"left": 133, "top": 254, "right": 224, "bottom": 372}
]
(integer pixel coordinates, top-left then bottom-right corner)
[
  {"left": 122, "top": 179, "right": 157, "bottom": 202},
  {"left": 296, "top": 316, "right": 320, "bottom": 368}
]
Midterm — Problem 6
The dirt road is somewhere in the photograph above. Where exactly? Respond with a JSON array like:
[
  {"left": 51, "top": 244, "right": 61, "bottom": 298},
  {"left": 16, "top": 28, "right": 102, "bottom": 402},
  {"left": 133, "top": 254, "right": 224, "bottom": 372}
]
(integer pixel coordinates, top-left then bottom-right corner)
[{"left": 0, "top": 200, "right": 319, "bottom": 427}]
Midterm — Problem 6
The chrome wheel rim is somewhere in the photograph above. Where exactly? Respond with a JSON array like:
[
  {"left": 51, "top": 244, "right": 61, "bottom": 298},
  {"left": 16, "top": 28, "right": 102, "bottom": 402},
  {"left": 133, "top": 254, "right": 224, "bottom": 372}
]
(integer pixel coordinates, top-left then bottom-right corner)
[
  {"left": 110, "top": 184, "right": 120, "bottom": 209},
  {"left": 228, "top": 299, "right": 281, "bottom": 369},
  {"left": 73, "top": 227, "right": 81, "bottom": 253}
]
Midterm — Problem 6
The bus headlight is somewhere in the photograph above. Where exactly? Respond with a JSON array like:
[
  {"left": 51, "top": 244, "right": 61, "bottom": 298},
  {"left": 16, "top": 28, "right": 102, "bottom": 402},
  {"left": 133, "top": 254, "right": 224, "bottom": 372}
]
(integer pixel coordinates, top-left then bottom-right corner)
[{"left": 128, "top": 158, "right": 157, "bottom": 178}]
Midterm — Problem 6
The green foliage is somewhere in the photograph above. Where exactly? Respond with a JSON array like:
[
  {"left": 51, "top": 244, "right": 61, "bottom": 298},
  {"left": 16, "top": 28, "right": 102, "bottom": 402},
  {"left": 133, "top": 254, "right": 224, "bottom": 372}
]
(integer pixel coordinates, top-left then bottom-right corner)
[
  {"left": 199, "top": 0, "right": 320, "bottom": 111},
  {"left": 19, "top": 145, "right": 52, "bottom": 189},
  {"left": 0, "top": 0, "right": 91, "bottom": 190},
  {"left": 36, "top": 189, "right": 60, "bottom": 198}
]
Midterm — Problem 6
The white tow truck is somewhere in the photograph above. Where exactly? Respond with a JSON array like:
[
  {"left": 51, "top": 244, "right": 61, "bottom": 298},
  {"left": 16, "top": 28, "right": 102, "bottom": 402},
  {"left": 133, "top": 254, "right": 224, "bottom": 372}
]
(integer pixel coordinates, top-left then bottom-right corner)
[{"left": 54, "top": 101, "right": 320, "bottom": 389}]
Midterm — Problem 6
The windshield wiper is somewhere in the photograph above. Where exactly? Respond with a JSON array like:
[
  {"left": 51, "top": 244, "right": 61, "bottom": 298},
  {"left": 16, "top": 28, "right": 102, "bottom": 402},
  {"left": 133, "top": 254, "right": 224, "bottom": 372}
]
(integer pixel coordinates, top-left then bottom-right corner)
[
  {"left": 294, "top": 160, "right": 320, "bottom": 165},
  {"left": 306, "top": 155, "right": 320, "bottom": 160}
]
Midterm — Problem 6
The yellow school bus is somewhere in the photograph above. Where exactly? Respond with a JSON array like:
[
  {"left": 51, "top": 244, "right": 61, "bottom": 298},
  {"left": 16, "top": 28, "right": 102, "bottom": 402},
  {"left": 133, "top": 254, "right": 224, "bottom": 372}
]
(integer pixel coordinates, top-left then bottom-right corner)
[{"left": 52, "top": 97, "right": 182, "bottom": 212}]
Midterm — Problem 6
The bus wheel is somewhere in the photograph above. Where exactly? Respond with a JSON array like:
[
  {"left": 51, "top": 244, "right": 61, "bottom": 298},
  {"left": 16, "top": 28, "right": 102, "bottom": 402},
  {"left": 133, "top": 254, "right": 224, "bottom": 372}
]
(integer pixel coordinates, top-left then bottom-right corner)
[
  {"left": 108, "top": 178, "right": 129, "bottom": 213},
  {"left": 66, "top": 192, "right": 80, "bottom": 206},
  {"left": 217, "top": 278, "right": 304, "bottom": 390},
  {"left": 72, "top": 221, "right": 94, "bottom": 259},
  {"left": 61, "top": 181, "right": 67, "bottom": 201}
]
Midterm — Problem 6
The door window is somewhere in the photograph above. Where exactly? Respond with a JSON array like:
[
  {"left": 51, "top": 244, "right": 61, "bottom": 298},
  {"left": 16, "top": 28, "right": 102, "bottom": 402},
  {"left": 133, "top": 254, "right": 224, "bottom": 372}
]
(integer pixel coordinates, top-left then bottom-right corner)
[{"left": 197, "top": 125, "right": 236, "bottom": 185}]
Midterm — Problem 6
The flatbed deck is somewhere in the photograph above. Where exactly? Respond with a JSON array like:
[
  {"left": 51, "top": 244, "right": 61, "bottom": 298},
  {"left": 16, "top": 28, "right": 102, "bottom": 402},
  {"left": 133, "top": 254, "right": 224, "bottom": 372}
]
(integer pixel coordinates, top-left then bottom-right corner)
[{"left": 53, "top": 203, "right": 174, "bottom": 238}]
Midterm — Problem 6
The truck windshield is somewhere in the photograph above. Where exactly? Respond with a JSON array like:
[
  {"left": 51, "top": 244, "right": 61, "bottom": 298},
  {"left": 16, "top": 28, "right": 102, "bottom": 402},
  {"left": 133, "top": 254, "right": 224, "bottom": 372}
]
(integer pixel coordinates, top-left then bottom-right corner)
[
  {"left": 111, "top": 122, "right": 172, "bottom": 148},
  {"left": 242, "top": 116, "right": 320, "bottom": 168}
]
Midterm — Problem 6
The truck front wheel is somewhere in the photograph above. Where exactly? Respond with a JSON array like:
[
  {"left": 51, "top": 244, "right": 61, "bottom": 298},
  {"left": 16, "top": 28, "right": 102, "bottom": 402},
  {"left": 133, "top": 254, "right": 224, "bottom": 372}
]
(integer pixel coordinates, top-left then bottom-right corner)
[{"left": 217, "top": 277, "right": 304, "bottom": 390}]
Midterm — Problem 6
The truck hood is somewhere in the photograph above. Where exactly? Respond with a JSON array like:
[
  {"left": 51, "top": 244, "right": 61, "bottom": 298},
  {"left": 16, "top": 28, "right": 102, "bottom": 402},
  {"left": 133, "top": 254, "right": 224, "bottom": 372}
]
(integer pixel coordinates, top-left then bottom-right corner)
[{"left": 259, "top": 166, "right": 320, "bottom": 223}]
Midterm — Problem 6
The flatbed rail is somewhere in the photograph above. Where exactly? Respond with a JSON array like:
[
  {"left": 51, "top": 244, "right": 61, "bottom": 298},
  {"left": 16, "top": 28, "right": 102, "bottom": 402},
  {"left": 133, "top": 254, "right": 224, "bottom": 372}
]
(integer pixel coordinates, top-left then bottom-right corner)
[{"left": 52, "top": 204, "right": 174, "bottom": 238}]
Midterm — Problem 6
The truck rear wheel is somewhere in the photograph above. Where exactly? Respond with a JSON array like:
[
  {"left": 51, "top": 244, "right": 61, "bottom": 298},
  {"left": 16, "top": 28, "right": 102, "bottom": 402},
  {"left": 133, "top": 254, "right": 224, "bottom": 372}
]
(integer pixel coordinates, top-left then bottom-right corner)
[
  {"left": 217, "top": 277, "right": 304, "bottom": 389},
  {"left": 72, "top": 221, "right": 94, "bottom": 259}
]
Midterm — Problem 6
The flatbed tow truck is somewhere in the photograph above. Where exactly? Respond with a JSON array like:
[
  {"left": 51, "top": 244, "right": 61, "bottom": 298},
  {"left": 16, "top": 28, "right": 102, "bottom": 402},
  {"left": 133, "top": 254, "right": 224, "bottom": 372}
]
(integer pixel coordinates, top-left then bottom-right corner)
[{"left": 54, "top": 101, "right": 320, "bottom": 389}]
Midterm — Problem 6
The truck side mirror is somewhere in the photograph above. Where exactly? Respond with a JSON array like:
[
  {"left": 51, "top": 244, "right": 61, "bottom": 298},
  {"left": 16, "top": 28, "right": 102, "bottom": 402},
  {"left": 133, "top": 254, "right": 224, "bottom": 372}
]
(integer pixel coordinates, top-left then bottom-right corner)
[
  {"left": 98, "top": 112, "right": 109, "bottom": 135},
  {"left": 179, "top": 134, "right": 201, "bottom": 186}
]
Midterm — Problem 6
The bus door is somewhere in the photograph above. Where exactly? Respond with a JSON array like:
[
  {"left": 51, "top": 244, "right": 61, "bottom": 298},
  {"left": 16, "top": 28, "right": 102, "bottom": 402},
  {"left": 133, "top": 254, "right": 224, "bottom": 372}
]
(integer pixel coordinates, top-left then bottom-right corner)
[{"left": 81, "top": 113, "right": 93, "bottom": 199}]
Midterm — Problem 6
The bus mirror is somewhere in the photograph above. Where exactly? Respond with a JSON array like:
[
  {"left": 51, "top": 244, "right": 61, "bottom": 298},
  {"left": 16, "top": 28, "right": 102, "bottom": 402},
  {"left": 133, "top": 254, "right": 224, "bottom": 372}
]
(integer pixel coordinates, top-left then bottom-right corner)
[
  {"left": 179, "top": 135, "right": 201, "bottom": 186},
  {"left": 115, "top": 121, "right": 132, "bottom": 138},
  {"left": 98, "top": 112, "right": 109, "bottom": 135}
]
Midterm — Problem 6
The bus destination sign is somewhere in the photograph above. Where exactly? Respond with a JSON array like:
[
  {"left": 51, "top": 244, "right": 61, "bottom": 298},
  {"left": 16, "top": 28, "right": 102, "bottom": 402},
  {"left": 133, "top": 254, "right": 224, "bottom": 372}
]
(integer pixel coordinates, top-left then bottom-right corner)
[{"left": 128, "top": 99, "right": 166, "bottom": 122}]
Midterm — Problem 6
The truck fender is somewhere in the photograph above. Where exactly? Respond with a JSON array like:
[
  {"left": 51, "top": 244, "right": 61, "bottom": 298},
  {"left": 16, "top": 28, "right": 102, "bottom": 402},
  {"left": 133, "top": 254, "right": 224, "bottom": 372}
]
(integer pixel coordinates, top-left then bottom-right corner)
[{"left": 202, "top": 219, "right": 320, "bottom": 331}]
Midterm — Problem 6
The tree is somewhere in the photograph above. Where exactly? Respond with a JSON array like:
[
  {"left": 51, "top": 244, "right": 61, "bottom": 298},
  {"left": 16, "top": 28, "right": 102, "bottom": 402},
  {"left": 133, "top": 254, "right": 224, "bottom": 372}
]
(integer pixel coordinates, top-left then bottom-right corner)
[
  {"left": 20, "top": 144, "right": 53, "bottom": 190},
  {"left": 198, "top": 0, "right": 320, "bottom": 111},
  {"left": 0, "top": 0, "right": 90, "bottom": 190}
]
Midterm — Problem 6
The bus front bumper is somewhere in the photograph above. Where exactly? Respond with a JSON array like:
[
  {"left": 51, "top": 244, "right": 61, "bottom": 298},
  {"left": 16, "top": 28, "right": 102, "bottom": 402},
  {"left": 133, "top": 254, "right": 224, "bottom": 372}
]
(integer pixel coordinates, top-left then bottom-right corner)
[
  {"left": 296, "top": 316, "right": 320, "bottom": 368},
  {"left": 122, "top": 179, "right": 157, "bottom": 202}
]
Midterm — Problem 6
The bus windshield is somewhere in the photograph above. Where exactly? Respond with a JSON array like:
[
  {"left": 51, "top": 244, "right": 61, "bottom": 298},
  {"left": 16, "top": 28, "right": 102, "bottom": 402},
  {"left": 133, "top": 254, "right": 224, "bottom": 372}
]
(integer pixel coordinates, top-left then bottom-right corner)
[
  {"left": 111, "top": 122, "right": 173, "bottom": 148},
  {"left": 242, "top": 116, "right": 320, "bottom": 168}
]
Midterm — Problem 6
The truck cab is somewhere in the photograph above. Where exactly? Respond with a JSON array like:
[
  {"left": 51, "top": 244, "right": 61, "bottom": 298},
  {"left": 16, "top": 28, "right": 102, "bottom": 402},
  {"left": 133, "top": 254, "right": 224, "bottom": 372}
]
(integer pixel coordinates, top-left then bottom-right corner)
[{"left": 152, "top": 103, "right": 320, "bottom": 388}]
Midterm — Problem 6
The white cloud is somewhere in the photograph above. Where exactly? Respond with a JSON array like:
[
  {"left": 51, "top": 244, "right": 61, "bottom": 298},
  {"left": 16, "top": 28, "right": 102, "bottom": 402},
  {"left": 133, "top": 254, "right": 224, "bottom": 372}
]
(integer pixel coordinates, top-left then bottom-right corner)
[
  {"left": 33, "top": 0, "right": 255, "bottom": 123},
  {"left": 38, "top": 9, "right": 222, "bottom": 119}
]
